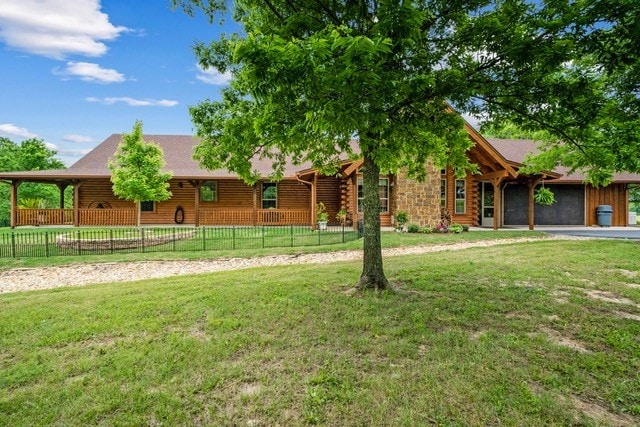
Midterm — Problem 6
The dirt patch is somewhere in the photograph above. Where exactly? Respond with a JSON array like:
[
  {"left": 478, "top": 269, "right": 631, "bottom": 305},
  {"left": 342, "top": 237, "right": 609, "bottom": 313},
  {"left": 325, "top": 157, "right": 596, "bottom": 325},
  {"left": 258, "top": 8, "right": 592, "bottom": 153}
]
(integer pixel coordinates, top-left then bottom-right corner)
[
  {"left": 570, "top": 394, "right": 637, "bottom": 426},
  {"left": 613, "top": 311, "right": 640, "bottom": 322},
  {"left": 585, "top": 290, "right": 640, "bottom": 308},
  {"left": 535, "top": 327, "right": 590, "bottom": 353},
  {"left": 240, "top": 382, "right": 261, "bottom": 396},
  {"left": 622, "top": 283, "right": 640, "bottom": 289},
  {"left": 612, "top": 269, "right": 638, "bottom": 278}
]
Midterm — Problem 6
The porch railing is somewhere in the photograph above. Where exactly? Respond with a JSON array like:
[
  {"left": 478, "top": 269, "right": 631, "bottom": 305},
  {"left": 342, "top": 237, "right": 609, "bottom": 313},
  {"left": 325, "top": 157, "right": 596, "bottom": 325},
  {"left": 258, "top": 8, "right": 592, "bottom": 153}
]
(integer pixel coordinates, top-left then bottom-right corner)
[
  {"left": 16, "top": 209, "right": 74, "bottom": 226},
  {"left": 78, "top": 209, "right": 137, "bottom": 226},
  {"left": 199, "top": 208, "right": 311, "bottom": 225}
]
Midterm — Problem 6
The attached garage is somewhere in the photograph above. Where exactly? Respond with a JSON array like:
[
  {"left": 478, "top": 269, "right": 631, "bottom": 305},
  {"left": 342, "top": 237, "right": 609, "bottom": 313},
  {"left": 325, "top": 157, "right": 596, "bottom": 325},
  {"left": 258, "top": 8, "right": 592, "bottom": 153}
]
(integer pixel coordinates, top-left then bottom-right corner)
[{"left": 504, "top": 184, "right": 585, "bottom": 226}]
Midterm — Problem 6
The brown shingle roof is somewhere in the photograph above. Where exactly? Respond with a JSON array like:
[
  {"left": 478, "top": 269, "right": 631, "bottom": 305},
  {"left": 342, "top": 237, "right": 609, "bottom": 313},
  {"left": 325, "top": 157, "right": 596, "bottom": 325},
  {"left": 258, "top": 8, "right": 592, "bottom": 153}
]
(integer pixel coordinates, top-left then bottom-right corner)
[{"left": 487, "top": 138, "right": 640, "bottom": 183}]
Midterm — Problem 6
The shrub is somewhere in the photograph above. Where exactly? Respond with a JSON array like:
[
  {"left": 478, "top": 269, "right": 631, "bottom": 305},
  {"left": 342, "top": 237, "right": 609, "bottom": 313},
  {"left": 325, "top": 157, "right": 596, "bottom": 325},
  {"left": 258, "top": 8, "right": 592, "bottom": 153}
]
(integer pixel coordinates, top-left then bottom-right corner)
[
  {"left": 420, "top": 226, "right": 432, "bottom": 234},
  {"left": 449, "top": 223, "right": 463, "bottom": 234},
  {"left": 396, "top": 210, "right": 409, "bottom": 226},
  {"left": 407, "top": 223, "right": 421, "bottom": 233}
]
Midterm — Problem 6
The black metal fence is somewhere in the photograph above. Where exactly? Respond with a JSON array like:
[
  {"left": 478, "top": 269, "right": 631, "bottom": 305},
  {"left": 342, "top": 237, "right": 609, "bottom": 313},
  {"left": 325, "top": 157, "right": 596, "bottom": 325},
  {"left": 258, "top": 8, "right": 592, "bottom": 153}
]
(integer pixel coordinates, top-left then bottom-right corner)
[{"left": 0, "top": 225, "right": 361, "bottom": 258}]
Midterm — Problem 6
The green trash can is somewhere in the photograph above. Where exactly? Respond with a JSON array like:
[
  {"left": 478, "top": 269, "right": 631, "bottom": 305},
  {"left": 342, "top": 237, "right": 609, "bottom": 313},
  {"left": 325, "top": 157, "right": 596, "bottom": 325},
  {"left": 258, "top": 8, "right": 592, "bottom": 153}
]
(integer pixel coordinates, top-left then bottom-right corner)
[{"left": 596, "top": 205, "right": 613, "bottom": 227}]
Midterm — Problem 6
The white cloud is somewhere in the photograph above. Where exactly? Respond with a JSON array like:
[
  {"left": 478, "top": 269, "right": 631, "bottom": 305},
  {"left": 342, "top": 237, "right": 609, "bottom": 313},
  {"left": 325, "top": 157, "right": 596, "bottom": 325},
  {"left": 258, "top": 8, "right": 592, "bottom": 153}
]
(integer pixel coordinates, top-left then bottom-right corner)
[
  {"left": 54, "top": 61, "right": 126, "bottom": 83},
  {"left": 0, "top": 0, "right": 128, "bottom": 59},
  {"left": 62, "top": 134, "right": 93, "bottom": 143},
  {"left": 44, "top": 142, "right": 58, "bottom": 150},
  {"left": 0, "top": 123, "right": 37, "bottom": 139},
  {"left": 196, "top": 64, "right": 232, "bottom": 85},
  {"left": 85, "top": 97, "right": 179, "bottom": 107}
]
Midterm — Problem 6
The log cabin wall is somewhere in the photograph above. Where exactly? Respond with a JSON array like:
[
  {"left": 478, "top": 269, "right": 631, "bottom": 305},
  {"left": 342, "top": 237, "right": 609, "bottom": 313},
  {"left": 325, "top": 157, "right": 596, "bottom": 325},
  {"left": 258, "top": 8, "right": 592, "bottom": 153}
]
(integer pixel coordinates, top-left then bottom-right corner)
[
  {"left": 441, "top": 168, "right": 480, "bottom": 226},
  {"left": 273, "top": 180, "right": 311, "bottom": 210},
  {"left": 585, "top": 183, "right": 629, "bottom": 226},
  {"left": 316, "top": 176, "right": 342, "bottom": 224}
]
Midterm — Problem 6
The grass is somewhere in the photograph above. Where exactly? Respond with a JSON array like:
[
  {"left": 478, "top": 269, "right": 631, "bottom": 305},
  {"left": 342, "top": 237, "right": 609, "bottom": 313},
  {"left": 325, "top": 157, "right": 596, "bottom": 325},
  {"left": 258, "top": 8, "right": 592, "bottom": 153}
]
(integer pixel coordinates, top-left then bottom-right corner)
[{"left": 1, "top": 237, "right": 639, "bottom": 425}]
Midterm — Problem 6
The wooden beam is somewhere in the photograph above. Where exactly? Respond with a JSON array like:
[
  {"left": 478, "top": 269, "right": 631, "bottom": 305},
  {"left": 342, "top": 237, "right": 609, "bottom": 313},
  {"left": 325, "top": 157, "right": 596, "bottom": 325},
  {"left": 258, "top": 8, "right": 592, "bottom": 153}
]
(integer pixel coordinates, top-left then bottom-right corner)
[
  {"left": 479, "top": 170, "right": 509, "bottom": 181},
  {"left": 343, "top": 159, "right": 364, "bottom": 177}
]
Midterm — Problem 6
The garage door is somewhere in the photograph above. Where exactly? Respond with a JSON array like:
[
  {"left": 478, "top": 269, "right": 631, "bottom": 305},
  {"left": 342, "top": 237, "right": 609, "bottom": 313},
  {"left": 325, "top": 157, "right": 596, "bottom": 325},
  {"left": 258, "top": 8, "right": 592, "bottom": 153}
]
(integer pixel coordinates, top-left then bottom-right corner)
[{"left": 504, "top": 184, "right": 585, "bottom": 225}]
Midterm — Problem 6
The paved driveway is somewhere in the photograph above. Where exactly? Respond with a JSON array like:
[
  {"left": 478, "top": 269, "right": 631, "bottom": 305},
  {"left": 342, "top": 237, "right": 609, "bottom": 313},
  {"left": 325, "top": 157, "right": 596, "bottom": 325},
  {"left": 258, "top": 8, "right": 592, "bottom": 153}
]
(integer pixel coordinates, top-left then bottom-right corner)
[{"left": 533, "top": 226, "right": 640, "bottom": 240}]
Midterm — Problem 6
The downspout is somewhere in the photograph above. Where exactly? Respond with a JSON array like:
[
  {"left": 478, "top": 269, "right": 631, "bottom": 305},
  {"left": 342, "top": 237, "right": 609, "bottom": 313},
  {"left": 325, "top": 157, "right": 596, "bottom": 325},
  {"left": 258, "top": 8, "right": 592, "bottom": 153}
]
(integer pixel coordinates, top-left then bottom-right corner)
[{"left": 296, "top": 172, "right": 316, "bottom": 227}]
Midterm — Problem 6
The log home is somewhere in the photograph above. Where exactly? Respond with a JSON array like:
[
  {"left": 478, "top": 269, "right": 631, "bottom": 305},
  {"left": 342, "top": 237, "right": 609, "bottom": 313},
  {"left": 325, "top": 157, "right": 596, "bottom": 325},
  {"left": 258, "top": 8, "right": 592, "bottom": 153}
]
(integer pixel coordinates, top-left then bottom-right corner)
[{"left": 1, "top": 123, "right": 638, "bottom": 229}]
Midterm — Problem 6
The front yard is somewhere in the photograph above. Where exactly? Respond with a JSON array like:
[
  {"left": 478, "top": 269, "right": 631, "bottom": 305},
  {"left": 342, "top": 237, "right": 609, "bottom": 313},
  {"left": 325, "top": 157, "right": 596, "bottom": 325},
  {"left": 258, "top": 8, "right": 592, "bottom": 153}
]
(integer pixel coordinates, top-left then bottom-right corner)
[{"left": 1, "top": 235, "right": 639, "bottom": 425}]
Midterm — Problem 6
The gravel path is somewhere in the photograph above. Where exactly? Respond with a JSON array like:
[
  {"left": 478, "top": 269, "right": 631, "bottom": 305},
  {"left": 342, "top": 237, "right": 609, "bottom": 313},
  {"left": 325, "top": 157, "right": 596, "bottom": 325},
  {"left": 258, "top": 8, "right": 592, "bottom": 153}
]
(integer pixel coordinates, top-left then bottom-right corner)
[{"left": 0, "top": 236, "right": 573, "bottom": 294}]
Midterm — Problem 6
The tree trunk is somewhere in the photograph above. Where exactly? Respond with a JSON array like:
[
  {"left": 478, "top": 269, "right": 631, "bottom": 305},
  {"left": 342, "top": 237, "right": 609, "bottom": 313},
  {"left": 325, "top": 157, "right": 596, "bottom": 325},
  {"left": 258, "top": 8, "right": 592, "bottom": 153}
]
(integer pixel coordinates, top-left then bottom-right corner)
[
  {"left": 356, "top": 150, "right": 389, "bottom": 291},
  {"left": 136, "top": 200, "right": 141, "bottom": 228}
]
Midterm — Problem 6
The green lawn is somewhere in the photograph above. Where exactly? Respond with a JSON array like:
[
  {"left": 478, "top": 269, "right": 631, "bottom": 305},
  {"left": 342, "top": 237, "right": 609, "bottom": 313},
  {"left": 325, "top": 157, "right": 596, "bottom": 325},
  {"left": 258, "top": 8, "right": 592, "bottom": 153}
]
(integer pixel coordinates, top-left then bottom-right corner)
[{"left": 1, "top": 237, "right": 639, "bottom": 425}]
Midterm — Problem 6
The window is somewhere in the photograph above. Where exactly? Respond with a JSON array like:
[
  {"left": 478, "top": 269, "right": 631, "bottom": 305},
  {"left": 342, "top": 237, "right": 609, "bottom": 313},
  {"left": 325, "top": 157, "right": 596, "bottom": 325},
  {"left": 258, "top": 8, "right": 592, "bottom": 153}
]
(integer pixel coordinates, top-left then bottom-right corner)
[
  {"left": 357, "top": 177, "right": 389, "bottom": 213},
  {"left": 140, "top": 201, "right": 155, "bottom": 212},
  {"left": 440, "top": 179, "right": 446, "bottom": 207},
  {"left": 262, "top": 182, "right": 277, "bottom": 209},
  {"left": 200, "top": 180, "right": 217, "bottom": 202},
  {"left": 455, "top": 179, "right": 466, "bottom": 214}
]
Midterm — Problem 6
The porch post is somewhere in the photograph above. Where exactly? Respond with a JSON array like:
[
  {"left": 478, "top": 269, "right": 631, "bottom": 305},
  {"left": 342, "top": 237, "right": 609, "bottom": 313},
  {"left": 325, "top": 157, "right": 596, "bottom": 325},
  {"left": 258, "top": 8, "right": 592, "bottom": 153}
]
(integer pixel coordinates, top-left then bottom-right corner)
[
  {"left": 56, "top": 182, "right": 68, "bottom": 209},
  {"left": 311, "top": 172, "right": 317, "bottom": 229},
  {"left": 527, "top": 177, "right": 542, "bottom": 231},
  {"left": 491, "top": 177, "right": 504, "bottom": 230},
  {"left": 253, "top": 183, "right": 258, "bottom": 226},
  {"left": 192, "top": 180, "right": 201, "bottom": 227},
  {"left": 9, "top": 180, "right": 20, "bottom": 228},
  {"left": 73, "top": 181, "right": 81, "bottom": 227}
]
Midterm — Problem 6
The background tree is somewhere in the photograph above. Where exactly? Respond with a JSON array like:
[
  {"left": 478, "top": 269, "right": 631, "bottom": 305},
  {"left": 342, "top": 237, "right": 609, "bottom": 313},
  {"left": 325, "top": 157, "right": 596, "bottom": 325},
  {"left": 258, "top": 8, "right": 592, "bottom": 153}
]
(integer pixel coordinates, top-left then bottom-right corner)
[
  {"left": 174, "top": 0, "right": 638, "bottom": 290},
  {"left": 0, "top": 137, "right": 68, "bottom": 226},
  {"left": 109, "top": 121, "right": 173, "bottom": 227}
]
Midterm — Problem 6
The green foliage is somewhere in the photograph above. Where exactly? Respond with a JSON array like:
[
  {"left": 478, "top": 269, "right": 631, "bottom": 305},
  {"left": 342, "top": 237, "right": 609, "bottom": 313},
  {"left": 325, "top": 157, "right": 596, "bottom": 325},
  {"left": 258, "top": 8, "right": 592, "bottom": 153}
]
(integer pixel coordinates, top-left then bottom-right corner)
[
  {"left": 174, "top": 0, "right": 639, "bottom": 287},
  {"left": 534, "top": 187, "right": 556, "bottom": 206},
  {"left": 395, "top": 211, "right": 408, "bottom": 226},
  {"left": 109, "top": 121, "right": 173, "bottom": 227},
  {"left": 449, "top": 223, "right": 463, "bottom": 234},
  {"left": 406, "top": 223, "right": 421, "bottom": 233},
  {"left": 17, "top": 198, "right": 47, "bottom": 209},
  {"left": 0, "top": 137, "right": 67, "bottom": 226},
  {"left": 315, "top": 202, "right": 329, "bottom": 222}
]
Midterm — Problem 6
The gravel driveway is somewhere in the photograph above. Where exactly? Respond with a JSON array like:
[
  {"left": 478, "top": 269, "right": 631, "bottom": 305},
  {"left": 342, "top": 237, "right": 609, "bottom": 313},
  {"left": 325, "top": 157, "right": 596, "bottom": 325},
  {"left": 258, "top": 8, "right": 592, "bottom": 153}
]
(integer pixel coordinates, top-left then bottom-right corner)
[{"left": 0, "top": 236, "right": 573, "bottom": 294}]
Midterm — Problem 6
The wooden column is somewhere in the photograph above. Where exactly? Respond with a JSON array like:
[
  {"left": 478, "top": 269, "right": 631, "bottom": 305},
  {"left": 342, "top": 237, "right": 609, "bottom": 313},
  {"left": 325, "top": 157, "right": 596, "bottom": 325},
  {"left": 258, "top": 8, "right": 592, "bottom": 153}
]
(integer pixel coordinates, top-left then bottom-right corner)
[
  {"left": 57, "top": 182, "right": 68, "bottom": 209},
  {"left": 9, "top": 180, "right": 20, "bottom": 228},
  {"left": 191, "top": 180, "right": 202, "bottom": 227},
  {"left": 527, "top": 177, "right": 543, "bottom": 231},
  {"left": 311, "top": 172, "right": 318, "bottom": 229},
  {"left": 252, "top": 183, "right": 258, "bottom": 226},
  {"left": 73, "top": 181, "right": 81, "bottom": 227},
  {"left": 490, "top": 177, "right": 505, "bottom": 230}
]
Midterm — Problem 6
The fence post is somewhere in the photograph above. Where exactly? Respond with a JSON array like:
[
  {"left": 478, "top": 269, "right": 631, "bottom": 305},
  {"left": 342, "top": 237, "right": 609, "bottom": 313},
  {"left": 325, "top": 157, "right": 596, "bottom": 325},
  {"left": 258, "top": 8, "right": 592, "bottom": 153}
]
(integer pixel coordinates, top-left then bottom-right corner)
[
  {"left": 202, "top": 227, "right": 206, "bottom": 251},
  {"left": 110, "top": 229, "right": 114, "bottom": 254},
  {"left": 231, "top": 226, "right": 235, "bottom": 250},
  {"left": 262, "top": 226, "right": 265, "bottom": 249},
  {"left": 172, "top": 228, "right": 176, "bottom": 252},
  {"left": 141, "top": 228, "right": 145, "bottom": 253},
  {"left": 11, "top": 231, "right": 16, "bottom": 258},
  {"left": 45, "top": 232, "right": 49, "bottom": 257},
  {"left": 342, "top": 224, "right": 345, "bottom": 243},
  {"left": 76, "top": 230, "right": 81, "bottom": 256},
  {"left": 290, "top": 225, "right": 294, "bottom": 247}
]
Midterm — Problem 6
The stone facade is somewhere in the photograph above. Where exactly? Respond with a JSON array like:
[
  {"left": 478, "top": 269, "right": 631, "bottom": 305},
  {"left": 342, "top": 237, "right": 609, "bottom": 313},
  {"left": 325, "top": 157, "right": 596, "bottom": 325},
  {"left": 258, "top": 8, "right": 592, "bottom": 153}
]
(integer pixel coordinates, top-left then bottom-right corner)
[{"left": 394, "top": 162, "right": 441, "bottom": 227}]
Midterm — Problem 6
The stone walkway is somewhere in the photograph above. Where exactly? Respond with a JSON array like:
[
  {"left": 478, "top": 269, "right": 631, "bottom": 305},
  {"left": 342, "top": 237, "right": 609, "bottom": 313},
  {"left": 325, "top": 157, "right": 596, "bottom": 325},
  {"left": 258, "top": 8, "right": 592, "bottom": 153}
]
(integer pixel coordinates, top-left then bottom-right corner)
[{"left": 0, "top": 236, "right": 577, "bottom": 294}]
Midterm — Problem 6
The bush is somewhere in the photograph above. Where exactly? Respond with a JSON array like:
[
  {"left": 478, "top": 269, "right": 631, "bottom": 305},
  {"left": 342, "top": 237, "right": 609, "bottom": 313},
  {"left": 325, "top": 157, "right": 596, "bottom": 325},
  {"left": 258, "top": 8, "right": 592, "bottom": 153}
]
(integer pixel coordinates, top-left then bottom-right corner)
[
  {"left": 407, "top": 223, "right": 421, "bottom": 233},
  {"left": 449, "top": 223, "right": 463, "bottom": 234},
  {"left": 420, "top": 226, "right": 432, "bottom": 234}
]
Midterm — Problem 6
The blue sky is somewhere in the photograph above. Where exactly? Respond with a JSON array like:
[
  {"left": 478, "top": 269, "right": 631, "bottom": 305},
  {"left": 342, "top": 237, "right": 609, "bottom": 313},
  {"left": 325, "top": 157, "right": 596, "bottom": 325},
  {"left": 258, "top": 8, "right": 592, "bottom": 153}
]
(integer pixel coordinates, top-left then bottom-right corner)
[{"left": 0, "top": 0, "right": 235, "bottom": 166}]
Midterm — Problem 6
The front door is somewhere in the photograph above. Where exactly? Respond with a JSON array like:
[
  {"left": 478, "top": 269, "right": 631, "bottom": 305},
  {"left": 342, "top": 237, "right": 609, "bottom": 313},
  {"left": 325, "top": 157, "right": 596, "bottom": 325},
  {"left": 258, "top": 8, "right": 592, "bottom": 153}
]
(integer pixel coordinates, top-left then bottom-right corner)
[{"left": 480, "top": 182, "right": 494, "bottom": 227}]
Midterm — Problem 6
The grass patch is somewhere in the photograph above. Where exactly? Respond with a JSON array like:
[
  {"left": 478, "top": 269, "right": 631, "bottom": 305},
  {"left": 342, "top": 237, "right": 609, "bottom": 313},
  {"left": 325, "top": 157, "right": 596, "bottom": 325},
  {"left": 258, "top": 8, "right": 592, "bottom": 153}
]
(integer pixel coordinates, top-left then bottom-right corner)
[{"left": 1, "top": 238, "right": 639, "bottom": 425}]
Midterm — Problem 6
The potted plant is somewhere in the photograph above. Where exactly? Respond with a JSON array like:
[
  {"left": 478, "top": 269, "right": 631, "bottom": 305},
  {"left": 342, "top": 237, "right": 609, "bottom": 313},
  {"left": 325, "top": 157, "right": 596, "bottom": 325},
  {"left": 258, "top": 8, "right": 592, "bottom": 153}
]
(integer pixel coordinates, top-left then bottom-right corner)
[
  {"left": 336, "top": 208, "right": 348, "bottom": 225},
  {"left": 316, "top": 202, "right": 329, "bottom": 230},
  {"left": 395, "top": 210, "right": 408, "bottom": 231}
]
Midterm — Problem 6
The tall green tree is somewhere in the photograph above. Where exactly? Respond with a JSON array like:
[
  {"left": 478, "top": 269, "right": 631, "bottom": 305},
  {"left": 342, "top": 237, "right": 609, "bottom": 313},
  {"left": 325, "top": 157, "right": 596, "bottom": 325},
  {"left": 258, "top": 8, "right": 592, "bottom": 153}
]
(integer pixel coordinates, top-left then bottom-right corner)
[
  {"left": 0, "top": 137, "right": 67, "bottom": 226},
  {"left": 174, "top": 0, "right": 638, "bottom": 290},
  {"left": 109, "top": 121, "right": 173, "bottom": 227}
]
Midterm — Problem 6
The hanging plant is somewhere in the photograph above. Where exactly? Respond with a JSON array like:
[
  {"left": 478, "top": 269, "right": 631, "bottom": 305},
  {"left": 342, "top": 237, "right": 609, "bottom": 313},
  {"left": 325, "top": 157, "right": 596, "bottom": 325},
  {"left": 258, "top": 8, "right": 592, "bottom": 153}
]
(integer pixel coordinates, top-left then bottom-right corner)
[{"left": 534, "top": 186, "right": 556, "bottom": 206}]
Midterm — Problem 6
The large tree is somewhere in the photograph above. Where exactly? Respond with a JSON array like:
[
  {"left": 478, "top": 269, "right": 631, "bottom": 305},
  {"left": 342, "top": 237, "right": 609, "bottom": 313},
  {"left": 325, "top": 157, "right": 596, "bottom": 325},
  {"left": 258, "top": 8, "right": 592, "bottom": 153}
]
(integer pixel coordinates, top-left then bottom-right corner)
[
  {"left": 109, "top": 121, "right": 173, "bottom": 227},
  {"left": 174, "top": 0, "right": 638, "bottom": 290}
]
